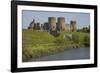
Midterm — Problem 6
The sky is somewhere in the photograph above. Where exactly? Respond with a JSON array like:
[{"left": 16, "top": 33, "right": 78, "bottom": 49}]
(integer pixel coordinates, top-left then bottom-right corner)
[{"left": 22, "top": 10, "right": 90, "bottom": 29}]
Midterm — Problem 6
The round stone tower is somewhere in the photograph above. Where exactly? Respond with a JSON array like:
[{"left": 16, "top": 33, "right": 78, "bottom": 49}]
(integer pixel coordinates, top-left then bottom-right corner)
[
  {"left": 58, "top": 17, "right": 67, "bottom": 31},
  {"left": 70, "top": 20, "right": 77, "bottom": 32},
  {"left": 48, "top": 17, "right": 56, "bottom": 31}
]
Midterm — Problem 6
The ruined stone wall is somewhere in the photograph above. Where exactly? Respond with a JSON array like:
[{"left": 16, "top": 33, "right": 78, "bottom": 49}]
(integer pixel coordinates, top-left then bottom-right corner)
[
  {"left": 66, "top": 24, "right": 70, "bottom": 32},
  {"left": 28, "top": 19, "right": 35, "bottom": 30},
  {"left": 28, "top": 18, "right": 77, "bottom": 32}
]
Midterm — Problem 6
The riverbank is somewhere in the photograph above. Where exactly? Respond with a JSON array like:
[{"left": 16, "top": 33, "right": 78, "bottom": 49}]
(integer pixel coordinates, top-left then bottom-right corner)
[
  {"left": 28, "top": 47, "right": 90, "bottom": 62},
  {"left": 22, "top": 29, "right": 90, "bottom": 62}
]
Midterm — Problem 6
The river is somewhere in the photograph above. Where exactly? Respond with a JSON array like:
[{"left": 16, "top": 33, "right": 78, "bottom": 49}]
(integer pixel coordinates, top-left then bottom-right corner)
[{"left": 28, "top": 47, "right": 90, "bottom": 62}]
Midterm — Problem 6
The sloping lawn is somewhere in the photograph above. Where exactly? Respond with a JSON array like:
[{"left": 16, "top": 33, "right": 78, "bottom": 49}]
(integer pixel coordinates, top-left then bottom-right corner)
[{"left": 22, "top": 29, "right": 90, "bottom": 62}]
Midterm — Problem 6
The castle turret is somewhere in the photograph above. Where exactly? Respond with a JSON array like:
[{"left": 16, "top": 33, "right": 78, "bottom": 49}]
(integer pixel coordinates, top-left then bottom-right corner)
[
  {"left": 70, "top": 20, "right": 77, "bottom": 32},
  {"left": 48, "top": 17, "right": 56, "bottom": 31},
  {"left": 58, "top": 17, "right": 67, "bottom": 31}
]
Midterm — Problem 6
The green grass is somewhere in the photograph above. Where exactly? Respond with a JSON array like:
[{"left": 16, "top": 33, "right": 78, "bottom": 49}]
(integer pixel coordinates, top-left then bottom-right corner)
[{"left": 22, "top": 29, "right": 90, "bottom": 62}]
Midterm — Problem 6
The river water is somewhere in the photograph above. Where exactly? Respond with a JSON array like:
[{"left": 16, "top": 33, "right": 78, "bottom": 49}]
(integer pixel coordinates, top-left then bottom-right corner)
[{"left": 28, "top": 47, "right": 90, "bottom": 62}]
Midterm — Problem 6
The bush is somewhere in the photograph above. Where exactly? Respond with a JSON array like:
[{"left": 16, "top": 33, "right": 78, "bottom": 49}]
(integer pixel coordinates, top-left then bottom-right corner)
[
  {"left": 83, "top": 34, "right": 90, "bottom": 47},
  {"left": 72, "top": 34, "right": 80, "bottom": 44},
  {"left": 54, "top": 38, "right": 64, "bottom": 44},
  {"left": 64, "top": 34, "right": 72, "bottom": 41}
]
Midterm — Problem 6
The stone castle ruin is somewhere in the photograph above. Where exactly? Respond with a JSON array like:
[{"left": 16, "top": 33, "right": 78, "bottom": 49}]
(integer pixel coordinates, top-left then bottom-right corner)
[
  {"left": 28, "top": 17, "right": 77, "bottom": 36},
  {"left": 70, "top": 20, "right": 77, "bottom": 32}
]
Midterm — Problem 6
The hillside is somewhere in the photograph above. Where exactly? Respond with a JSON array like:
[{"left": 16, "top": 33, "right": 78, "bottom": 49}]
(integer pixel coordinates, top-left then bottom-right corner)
[{"left": 22, "top": 29, "right": 90, "bottom": 62}]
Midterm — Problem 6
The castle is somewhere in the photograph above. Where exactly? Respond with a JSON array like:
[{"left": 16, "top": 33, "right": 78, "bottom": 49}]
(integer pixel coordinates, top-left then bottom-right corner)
[{"left": 28, "top": 17, "right": 77, "bottom": 33}]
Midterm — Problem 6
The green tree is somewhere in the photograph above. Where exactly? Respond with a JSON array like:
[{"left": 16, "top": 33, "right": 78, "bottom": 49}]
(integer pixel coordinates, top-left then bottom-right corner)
[{"left": 83, "top": 34, "right": 90, "bottom": 47}]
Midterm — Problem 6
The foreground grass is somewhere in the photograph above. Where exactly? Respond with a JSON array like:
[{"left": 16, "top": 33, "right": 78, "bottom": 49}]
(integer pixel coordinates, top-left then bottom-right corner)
[{"left": 22, "top": 29, "right": 90, "bottom": 62}]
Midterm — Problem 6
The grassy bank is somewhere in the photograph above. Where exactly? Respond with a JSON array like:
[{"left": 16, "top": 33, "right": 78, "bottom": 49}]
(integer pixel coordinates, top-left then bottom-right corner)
[{"left": 22, "top": 29, "right": 90, "bottom": 62}]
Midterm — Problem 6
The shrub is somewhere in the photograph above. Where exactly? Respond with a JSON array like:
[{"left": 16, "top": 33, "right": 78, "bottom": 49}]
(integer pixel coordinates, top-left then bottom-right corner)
[
  {"left": 72, "top": 34, "right": 80, "bottom": 44},
  {"left": 83, "top": 34, "right": 90, "bottom": 47}
]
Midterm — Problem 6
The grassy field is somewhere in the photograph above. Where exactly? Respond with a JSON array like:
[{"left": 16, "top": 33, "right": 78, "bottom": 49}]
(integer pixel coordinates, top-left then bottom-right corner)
[{"left": 22, "top": 29, "right": 90, "bottom": 62}]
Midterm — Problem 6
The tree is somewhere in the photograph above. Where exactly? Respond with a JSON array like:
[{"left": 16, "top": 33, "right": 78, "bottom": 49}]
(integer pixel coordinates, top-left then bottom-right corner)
[{"left": 83, "top": 34, "right": 90, "bottom": 47}]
